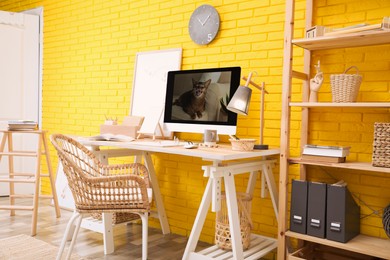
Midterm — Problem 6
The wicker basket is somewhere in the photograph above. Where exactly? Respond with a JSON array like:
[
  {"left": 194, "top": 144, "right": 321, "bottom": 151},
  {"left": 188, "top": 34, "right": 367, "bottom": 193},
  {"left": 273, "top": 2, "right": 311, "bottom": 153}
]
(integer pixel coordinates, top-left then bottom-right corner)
[
  {"left": 372, "top": 122, "right": 390, "bottom": 168},
  {"left": 215, "top": 192, "right": 253, "bottom": 250},
  {"left": 230, "top": 139, "right": 256, "bottom": 151},
  {"left": 91, "top": 212, "right": 140, "bottom": 224},
  {"left": 330, "top": 66, "right": 362, "bottom": 102}
]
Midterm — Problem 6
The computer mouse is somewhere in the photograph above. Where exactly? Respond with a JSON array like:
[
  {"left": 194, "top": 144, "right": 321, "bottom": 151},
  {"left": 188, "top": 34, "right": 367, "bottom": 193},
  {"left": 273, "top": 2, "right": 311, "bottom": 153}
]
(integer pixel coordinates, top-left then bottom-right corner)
[{"left": 184, "top": 143, "right": 198, "bottom": 149}]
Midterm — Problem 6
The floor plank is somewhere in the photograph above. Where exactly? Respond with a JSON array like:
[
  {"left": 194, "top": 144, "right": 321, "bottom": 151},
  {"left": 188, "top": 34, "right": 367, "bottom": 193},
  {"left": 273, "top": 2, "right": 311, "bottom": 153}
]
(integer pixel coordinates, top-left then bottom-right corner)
[{"left": 0, "top": 197, "right": 211, "bottom": 259}]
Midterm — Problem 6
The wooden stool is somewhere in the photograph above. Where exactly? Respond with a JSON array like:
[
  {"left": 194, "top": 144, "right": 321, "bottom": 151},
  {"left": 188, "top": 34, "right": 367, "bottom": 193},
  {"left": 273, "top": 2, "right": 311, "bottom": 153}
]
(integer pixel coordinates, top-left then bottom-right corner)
[{"left": 0, "top": 129, "right": 61, "bottom": 236}]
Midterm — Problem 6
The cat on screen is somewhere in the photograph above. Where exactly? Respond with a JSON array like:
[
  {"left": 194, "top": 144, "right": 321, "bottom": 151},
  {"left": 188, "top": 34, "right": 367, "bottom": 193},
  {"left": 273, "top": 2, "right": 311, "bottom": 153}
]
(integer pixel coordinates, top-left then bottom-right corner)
[{"left": 173, "top": 78, "right": 211, "bottom": 119}]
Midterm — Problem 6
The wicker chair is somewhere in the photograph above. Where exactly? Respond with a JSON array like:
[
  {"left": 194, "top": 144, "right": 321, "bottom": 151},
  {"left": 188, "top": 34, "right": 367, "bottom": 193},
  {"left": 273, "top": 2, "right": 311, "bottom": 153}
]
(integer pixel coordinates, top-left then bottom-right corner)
[{"left": 50, "top": 134, "right": 150, "bottom": 260}]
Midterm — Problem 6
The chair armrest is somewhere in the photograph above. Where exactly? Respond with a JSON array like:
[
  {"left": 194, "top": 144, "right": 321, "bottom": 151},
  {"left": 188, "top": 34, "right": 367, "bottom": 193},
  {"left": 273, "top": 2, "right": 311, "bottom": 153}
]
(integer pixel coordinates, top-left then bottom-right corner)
[
  {"left": 101, "top": 163, "right": 150, "bottom": 187},
  {"left": 80, "top": 173, "right": 150, "bottom": 210}
]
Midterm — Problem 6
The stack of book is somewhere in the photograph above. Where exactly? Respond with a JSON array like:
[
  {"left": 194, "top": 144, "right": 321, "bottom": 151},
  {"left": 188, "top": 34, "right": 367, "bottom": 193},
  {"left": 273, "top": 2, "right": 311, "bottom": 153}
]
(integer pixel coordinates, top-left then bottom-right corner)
[
  {"left": 8, "top": 120, "right": 38, "bottom": 130},
  {"left": 324, "top": 23, "right": 382, "bottom": 36},
  {"left": 301, "top": 144, "right": 350, "bottom": 163}
]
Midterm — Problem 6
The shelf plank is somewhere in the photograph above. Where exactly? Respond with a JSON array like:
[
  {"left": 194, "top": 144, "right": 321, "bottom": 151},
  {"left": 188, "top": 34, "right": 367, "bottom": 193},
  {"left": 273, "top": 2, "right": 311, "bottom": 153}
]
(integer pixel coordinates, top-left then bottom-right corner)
[
  {"left": 0, "top": 151, "right": 38, "bottom": 157},
  {"left": 286, "top": 231, "right": 390, "bottom": 259},
  {"left": 292, "top": 30, "right": 390, "bottom": 50},
  {"left": 0, "top": 205, "right": 34, "bottom": 211},
  {"left": 290, "top": 102, "right": 390, "bottom": 108},
  {"left": 191, "top": 234, "right": 277, "bottom": 260},
  {"left": 288, "top": 158, "right": 390, "bottom": 173},
  {"left": 0, "top": 178, "right": 36, "bottom": 183}
]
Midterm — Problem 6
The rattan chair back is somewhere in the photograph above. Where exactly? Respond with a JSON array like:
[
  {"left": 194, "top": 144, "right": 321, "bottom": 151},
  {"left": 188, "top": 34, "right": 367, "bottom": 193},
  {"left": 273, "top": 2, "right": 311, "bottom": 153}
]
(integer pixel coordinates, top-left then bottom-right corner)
[{"left": 50, "top": 134, "right": 150, "bottom": 214}]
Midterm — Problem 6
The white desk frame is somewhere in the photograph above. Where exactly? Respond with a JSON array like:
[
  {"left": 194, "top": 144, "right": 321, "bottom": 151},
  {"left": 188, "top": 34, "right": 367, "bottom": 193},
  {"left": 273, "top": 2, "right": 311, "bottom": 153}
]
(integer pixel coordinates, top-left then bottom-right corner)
[{"left": 80, "top": 139, "right": 280, "bottom": 259}]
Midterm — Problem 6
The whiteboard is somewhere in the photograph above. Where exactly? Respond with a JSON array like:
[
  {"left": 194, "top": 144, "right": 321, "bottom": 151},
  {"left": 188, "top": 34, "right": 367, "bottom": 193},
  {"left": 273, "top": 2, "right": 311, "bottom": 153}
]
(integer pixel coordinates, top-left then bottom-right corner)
[{"left": 130, "top": 49, "right": 182, "bottom": 137}]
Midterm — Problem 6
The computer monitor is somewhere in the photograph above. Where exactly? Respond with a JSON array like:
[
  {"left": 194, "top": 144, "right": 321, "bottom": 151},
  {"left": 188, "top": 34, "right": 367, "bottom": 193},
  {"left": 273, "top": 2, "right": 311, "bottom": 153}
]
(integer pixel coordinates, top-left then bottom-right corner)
[{"left": 163, "top": 67, "right": 241, "bottom": 135}]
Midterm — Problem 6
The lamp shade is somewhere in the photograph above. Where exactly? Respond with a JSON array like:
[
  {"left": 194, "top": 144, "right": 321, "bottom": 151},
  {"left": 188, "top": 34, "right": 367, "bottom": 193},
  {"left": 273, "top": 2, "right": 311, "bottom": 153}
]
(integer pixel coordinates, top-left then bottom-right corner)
[{"left": 226, "top": 85, "right": 252, "bottom": 115}]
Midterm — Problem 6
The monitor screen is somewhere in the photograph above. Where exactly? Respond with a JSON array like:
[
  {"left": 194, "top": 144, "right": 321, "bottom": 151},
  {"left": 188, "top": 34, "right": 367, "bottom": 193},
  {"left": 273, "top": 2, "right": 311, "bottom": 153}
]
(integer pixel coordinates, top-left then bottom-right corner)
[{"left": 163, "top": 67, "right": 241, "bottom": 135}]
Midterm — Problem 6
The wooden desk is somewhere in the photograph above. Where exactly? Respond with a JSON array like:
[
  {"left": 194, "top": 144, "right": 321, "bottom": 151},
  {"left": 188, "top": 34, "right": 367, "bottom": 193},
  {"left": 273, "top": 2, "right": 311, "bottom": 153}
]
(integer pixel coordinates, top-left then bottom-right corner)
[{"left": 80, "top": 138, "right": 280, "bottom": 259}]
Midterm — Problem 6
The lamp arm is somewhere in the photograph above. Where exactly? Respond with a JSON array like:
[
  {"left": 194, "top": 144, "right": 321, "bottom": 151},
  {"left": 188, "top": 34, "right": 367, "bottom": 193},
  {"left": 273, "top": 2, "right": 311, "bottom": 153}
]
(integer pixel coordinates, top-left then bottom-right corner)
[
  {"left": 244, "top": 72, "right": 254, "bottom": 87},
  {"left": 260, "top": 82, "right": 265, "bottom": 145},
  {"left": 242, "top": 76, "right": 269, "bottom": 94}
]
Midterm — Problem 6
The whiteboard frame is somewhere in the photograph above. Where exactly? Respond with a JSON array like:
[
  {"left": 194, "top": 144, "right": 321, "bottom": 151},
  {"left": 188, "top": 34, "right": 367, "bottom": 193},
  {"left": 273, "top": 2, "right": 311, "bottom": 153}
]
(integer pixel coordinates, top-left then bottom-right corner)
[{"left": 130, "top": 48, "right": 182, "bottom": 138}]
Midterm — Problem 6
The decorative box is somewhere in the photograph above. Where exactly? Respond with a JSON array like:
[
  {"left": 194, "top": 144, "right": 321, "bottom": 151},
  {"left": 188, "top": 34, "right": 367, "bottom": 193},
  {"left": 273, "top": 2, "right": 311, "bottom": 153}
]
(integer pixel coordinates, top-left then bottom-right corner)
[
  {"left": 306, "top": 25, "right": 326, "bottom": 38},
  {"left": 100, "top": 116, "right": 144, "bottom": 138}
]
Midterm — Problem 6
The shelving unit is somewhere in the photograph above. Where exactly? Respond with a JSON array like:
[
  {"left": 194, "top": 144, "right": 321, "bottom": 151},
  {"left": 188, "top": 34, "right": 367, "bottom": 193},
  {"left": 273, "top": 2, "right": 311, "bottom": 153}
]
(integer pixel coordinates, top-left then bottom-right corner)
[{"left": 278, "top": 0, "right": 390, "bottom": 259}]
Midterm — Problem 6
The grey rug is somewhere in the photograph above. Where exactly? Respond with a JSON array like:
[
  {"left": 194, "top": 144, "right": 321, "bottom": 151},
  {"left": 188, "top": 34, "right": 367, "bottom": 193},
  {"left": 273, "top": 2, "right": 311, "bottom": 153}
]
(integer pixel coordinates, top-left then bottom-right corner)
[{"left": 0, "top": 234, "right": 84, "bottom": 260}]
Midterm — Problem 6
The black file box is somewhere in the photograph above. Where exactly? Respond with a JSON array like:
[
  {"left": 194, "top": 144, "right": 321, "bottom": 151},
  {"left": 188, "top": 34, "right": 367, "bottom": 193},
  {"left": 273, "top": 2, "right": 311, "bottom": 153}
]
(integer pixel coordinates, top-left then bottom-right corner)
[
  {"left": 290, "top": 179, "right": 308, "bottom": 234},
  {"left": 307, "top": 181, "right": 327, "bottom": 238},
  {"left": 326, "top": 184, "right": 360, "bottom": 243}
]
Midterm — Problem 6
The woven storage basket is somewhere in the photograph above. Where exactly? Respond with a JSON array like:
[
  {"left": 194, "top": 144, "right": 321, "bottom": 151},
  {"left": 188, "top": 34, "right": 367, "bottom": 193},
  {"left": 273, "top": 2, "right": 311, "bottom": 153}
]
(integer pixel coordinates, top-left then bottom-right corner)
[
  {"left": 230, "top": 139, "right": 256, "bottom": 151},
  {"left": 91, "top": 212, "right": 140, "bottom": 224},
  {"left": 372, "top": 122, "right": 390, "bottom": 168},
  {"left": 215, "top": 192, "right": 253, "bottom": 250},
  {"left": 330, "top": 66, "right": 362, "bottom": 102}
]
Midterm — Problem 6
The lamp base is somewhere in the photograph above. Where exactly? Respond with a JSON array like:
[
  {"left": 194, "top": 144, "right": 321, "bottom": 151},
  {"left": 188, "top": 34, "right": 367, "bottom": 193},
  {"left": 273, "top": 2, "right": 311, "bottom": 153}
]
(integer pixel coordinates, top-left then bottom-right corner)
[{"left": 254, "top": 144, "right": 269, "bottom": 150}]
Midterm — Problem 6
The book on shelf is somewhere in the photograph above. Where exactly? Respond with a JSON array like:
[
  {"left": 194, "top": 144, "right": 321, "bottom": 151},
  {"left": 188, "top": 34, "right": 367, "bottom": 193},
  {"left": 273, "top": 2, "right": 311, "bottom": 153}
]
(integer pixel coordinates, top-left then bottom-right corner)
[
  {"left": 8, "top": 120, "right": 38, "bottom": 130},
  {"left": 302, "top": 144, "right": 350, "bottom": 157},
  {"left": 88, "top": 133, "right": 135, "bottom": 142},
  {"left": 301, "top": 154, "right": 346, "bottom": 163},
  {"left": 324, "top": 23, "right": 383, "bottom": 36}
]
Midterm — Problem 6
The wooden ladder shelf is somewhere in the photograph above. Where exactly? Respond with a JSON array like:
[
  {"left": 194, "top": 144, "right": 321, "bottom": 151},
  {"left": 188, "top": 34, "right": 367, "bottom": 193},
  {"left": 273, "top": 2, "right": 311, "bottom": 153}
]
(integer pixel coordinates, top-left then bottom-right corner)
[{"left": 0, "top": 129, "right": 61, "bottom": 236}]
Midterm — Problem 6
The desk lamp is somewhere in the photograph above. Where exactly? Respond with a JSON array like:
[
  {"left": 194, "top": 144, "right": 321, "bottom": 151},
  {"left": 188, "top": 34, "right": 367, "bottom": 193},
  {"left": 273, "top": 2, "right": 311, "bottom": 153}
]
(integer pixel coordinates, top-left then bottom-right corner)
[{"left": 226, "top": 72, "right": 269, "bottom": 150}]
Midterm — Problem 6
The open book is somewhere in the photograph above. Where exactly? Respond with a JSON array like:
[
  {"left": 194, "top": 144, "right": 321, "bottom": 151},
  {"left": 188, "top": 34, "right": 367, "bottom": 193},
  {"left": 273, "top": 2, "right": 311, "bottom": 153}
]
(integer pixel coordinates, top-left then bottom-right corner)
[{"left": 89, "top": 134, "right": 135, "bottom": 142}]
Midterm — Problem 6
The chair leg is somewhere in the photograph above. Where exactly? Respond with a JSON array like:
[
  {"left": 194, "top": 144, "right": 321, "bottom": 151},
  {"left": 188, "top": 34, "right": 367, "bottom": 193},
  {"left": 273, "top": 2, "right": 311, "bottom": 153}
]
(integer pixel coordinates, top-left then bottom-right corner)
[
  {"left": 65, "top": 213, "right": 83, "bottom": 260},
  {"left": 102, "top": 212, "right": 114, "bottom": 254},
  {"left": 56, "top": 212, "right": 82, "bottom": 260},
  {"left": 139, "top": 212, "right": 148, "bottom": 260}
]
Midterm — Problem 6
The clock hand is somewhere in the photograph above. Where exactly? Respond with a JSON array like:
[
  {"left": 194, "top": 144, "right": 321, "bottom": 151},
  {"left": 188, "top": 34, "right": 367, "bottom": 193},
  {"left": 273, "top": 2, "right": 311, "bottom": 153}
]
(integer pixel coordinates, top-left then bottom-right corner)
[{"left": 201, "top": 14, "right": 211, "bottom": 26}]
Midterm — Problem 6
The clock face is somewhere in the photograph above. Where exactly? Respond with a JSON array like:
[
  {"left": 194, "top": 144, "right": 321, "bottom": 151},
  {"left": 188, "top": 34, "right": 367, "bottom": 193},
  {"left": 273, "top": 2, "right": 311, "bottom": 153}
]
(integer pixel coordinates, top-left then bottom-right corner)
[{"left": 188, "top": 5, "right": 220, "bottom": 45}]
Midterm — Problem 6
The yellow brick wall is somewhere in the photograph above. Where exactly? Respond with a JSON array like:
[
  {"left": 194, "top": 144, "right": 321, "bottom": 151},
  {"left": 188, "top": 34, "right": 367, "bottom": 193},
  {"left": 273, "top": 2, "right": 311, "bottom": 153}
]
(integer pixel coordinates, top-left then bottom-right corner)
[{"left": 0, "top": 0, "right": 389, "bottom": 256}]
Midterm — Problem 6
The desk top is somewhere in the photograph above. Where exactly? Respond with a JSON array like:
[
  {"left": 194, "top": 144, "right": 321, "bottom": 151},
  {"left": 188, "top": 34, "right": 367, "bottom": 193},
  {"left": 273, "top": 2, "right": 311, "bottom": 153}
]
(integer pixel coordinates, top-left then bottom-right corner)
[{"left": 80, "top": 138, "right": 280, "bottom": 161}]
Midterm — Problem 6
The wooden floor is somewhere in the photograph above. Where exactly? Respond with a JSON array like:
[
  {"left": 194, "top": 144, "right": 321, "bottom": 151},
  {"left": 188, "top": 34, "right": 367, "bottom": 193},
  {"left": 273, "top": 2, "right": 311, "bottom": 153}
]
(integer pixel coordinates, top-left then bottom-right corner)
[{"left": 0, "top": 197, "right": 211, "bottom": 260}]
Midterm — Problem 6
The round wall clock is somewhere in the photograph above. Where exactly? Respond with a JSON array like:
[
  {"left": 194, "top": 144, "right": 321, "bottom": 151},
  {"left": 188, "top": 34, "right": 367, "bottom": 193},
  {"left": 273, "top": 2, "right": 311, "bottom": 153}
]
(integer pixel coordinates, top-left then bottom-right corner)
[{"left": 188, "top": 5, "right": 220, "bottom": 45}]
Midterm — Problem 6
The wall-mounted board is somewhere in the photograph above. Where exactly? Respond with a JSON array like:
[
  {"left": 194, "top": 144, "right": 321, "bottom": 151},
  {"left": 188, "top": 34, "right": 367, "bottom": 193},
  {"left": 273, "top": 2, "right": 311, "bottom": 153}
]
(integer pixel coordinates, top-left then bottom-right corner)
[{"left": 130, "top": 48, "right": 182, "bottom": 138}]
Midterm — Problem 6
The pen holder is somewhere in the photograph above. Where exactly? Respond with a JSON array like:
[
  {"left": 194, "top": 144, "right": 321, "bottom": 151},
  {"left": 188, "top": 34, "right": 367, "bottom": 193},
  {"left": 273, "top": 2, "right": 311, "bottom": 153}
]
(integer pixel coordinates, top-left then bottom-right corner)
[{"left": 104, "top": 120, "right": 118, "bottom": 125}]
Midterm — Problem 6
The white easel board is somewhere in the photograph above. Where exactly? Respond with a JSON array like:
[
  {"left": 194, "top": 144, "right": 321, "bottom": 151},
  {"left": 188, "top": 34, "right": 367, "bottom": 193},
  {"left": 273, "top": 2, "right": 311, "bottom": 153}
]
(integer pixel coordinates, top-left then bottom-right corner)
[{"left": 130, "top": 48, "right": 182, "bottom": 138}]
